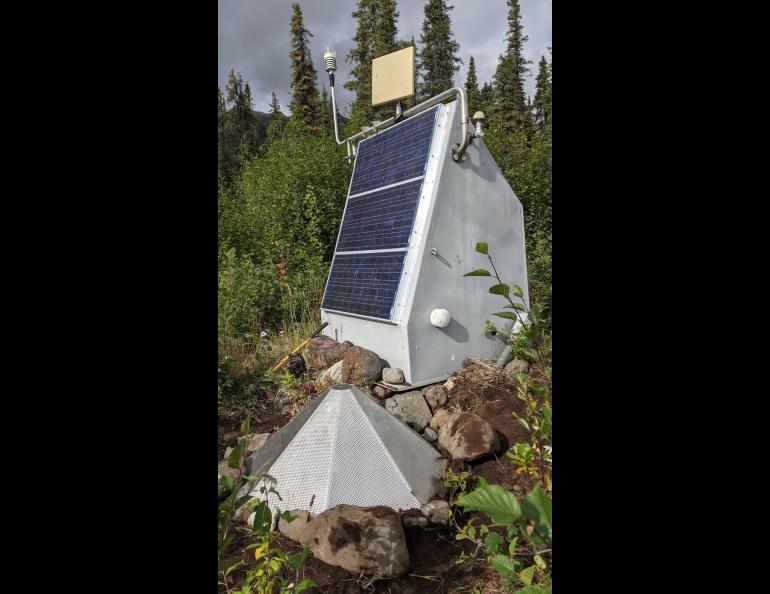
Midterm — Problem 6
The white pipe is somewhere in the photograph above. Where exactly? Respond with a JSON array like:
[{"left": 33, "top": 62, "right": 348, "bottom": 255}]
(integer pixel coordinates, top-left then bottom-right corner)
[{"left": 328, "top": 84, "right": 472, "bottom": 161}]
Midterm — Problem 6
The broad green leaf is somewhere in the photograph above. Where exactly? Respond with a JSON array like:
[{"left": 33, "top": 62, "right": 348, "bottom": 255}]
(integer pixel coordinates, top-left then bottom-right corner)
[
  {"left": 240, "top": 417, "right": 250, "bottom": 434},
  {"left": 505, "top": 302, "right": 527, "bottom": 311},
  {"left": 484, "top": 532, "right": 504, "bottom": 554},
  {"left": 456, "top": 485, "right": 521, "bottom": 524},
  {"left": 494, "top": 312, "right": 518, "bottom": 320},
  {"left": 512, "top": 285, "right": 524, "bottom": 298},
  {"left": 534, "top": 554, "right": 547, "bottom": 570},
  {"left": 522, "top": 487, "right": 552, "bottom": 544},
  {"left": 519, "top": 564, "right": 536, "bottom": 586},
  {"left": 508, "top": 537, "right": 518, "bottom": 556},
  {"left": 218, "top": 533, "right": 235, "bottom": 556},
  {"left": 251, "top": 501, "right": 273, "bottom": 533},
  {"left": 219, "top": 475, "right": 235, "bottom": 492},
  {"left": 280, "top": 510, "right": 297, "bottom": 523},
  {"left": 464, "top": 269, "right": 492, "bottom": 277},
  {"left": 228, "top": 440, "right": 245, "bottom": 469},
  {"left": 489, "top": 554, "right": 517, "bottom": 578},
  {"left": 288, "top": 547, "right": 310, "bottom": 571},
  {"left": 489, "top": 283, "right": 510, "bottom": 297},
  {"left": 295, "top": 579, "right": 316, "bottom": 593},
  {"left": 475, "top": 242, "right": 489, "bottom": 254},
  {"left": 476, "top": 476, "right": 489, "bottom": 488}
]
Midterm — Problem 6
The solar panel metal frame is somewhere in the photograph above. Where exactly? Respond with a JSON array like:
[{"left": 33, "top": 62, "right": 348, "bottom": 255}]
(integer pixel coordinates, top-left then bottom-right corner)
[{"left": 321, "top": 106, "right": 441, "bottom": 322}]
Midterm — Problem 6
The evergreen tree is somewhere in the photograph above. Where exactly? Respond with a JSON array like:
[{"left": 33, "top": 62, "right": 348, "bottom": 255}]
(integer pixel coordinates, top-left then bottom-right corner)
[
  {"left": 266, "top": 91, "right": 286, "bottom": 145},
  {"left": 465, "top": 55, "right": 480, "bottom": 114},
  {"left": 288, "top": 3, "right": 320, "bottom": 131},
  {"left": 478, "top": 81, "right": 494, "bottom": 113},
  {"left": 345, "top": 0, "right": 402, "bottom": 130},
  {"left": 268, "top": 91, "right": 281, "bottom": 115},
  {"left": 319, "top": 86, "right": 334, "bottom": 137},
  {"left": 217, "top": 87, "right": 229, "bottom": 184},
  {"left": 532, "top": 52, "right": 551, "bottom": 132},
  {"left": 490, "top": 0, "right": 531, "bottom": 137},
  {"left": 418, "top": 0, "right": 461, "bottom": 101}
]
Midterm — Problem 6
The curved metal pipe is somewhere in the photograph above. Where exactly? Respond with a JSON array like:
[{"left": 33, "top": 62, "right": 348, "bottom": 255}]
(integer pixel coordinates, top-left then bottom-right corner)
[{"left": 329, "top": 85, "right": 472, "bottom": 161}]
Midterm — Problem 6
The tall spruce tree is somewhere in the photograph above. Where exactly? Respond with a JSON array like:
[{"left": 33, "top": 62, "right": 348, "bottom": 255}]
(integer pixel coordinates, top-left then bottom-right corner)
[
  {"left": 491, "top": 0, "right": 531, "bottom": 137},
  {"left": 266, "top": 91, "right": 286, "bottom": 145},
  {"left": 532, "top": 53, "right": 551, "bottom": 132},
  {"left": 465, "top": 55, "right": 480, "bottom": 114},
  {"left": 478, "top": 81, "right": 494, "bottom": 113},
  {"left": 222, "top": 70, "right": 261, "bottom": 183},
  {"left": 288, "top": 3, "right": 320, "bottom": 131},
  {"left": 345, "top": 0, "right": 402, "bottom": 130},
  {"left": 418, "top": 0, "right": 461, "bottom": 101},
  {"left": 217, "top": 87, "right": 229, "bottom": 184}
]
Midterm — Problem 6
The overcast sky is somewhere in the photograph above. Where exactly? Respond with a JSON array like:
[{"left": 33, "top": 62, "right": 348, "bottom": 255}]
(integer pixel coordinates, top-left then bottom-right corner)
[{"left": 219, "top": 0, "right": 552, "bottom": 116}]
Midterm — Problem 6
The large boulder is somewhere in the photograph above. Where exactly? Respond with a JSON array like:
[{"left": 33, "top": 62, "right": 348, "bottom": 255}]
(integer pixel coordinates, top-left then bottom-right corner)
[
  {"left": 341, "top": 346, "right": 386, "bottom": 384},
  {"left": 245, "top": 433, "right": 270, "bottom": 454},
  {"left": 286, "top": 505, "right": 409, "bottom": 578},
  {"left": 382, "top": 367, "right": 405, "bottom": 384},
  {"left": 278, "top": 509, "right": 311, "bottom": 542},
  {"left": 435, "top": 411, "right": 500, "bottom": 462},
  {"left": 385, "top": 391, "right": 433, "bottom": 432},
  {"left": 422, "top": 385, "right": 448, "bottom": 411},
  {"left": 303, "top": 336, "right": 352, "bottom": 370},
  {"left": 421, "top": 500, "right": 450, "bottom": 525},
  {"left": 504, "top": 358, "right": 530, "bottom": 376},
  {"left": 318, "top": 359, "right": 344, "bottom": 385}
]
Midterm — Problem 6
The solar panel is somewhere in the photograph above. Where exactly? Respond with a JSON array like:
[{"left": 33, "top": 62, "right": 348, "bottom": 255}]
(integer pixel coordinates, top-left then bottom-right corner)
[
  {"left": 348, "top": 106, "right": 439, "bottom": 196},
  {"left": 321, "top": 252, "right": 407, "bottom": 320},
  {"left": 322, "top": 105, "right": 440, "bottom": 320},
  {"left": 335, "top": 179, "right": 424, "bottom": 252}
]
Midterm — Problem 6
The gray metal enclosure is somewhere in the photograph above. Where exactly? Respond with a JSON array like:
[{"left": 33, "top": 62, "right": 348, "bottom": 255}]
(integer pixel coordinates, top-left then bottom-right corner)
[{"left": 320, "top": 100, "right": 528, "bottom": 387}]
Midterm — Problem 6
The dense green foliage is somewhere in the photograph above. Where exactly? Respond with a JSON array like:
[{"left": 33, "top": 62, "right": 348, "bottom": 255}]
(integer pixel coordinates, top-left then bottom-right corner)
[{"left": 417, "top": 0, "right": 461, "bottom": 100}]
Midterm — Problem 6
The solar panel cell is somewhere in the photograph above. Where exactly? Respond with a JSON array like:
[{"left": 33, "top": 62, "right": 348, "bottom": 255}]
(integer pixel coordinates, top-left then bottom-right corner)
[
  {"left": 348, "top": 106, "right": 438, "bottom": 196},
  {"left": 336, "top": 179, "right": 423, "bottom": 252},
  {"left": 321, "top": 252, "right": 407, "bottom": 319}
]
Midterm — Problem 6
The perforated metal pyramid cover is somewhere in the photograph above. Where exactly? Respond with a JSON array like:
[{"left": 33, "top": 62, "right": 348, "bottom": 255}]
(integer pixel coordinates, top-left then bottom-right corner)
[{"left": 241, "top": 384, "right": 447, "bottom": 517}]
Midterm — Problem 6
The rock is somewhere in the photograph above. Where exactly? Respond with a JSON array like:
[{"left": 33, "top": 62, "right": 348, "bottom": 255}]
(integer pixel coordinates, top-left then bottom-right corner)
[
  {"left": 384, "top": 391, "right": 433, "bottom": 432},
  {"left": 245, "top": 433, "right": 271, "bottom": 454},
  {"left": 319, "top": 359, "right": 344, "bottom": 384},
  {"left": 382, "top": 367, "right": 405, "bottom": 384},
  {"left": 278, "top": 509, "right": 311, "bottom": 542},
  {"left": 341, "top": 346, "right": 387, "bottom": 383},
  {"left": 421, "top": 500, "right": 450, "bottom": 525},
  {"left": 372, "top": 385, "right": 389, "bottom": 398},
  {"left": 287, "top": 354, "right": 306, "bottom": 378},
  {"left": 422, "top": 385, "right": 448, "bottom": 411},
  {"left": 403, "top": 515, "right": 429, "bottom": 528},
  {"left": 429, "top": 409, "right": 452, "bottom": 432},
  {"left": 436, "top": 412, "right": 500, "bottom": 462},
  {"left": 443, "top": 378, "right": 455, "bottom": 393},
  {"left": 300, "top": 505, "right": 409, "bottom": 578},
  {"left": 304, "top": 336, "right": 352, "bottom": 370},
  {"left": 423, "top": 427, "right": 438, "bottom": 442},
  {"left": 232, "top": 498, "right": 258, "bottom": 523},
  {"left": 218, "top": 459, "right": 240, "bottom": 480},
  {"left": 504, "top": 358, "right": 530, "bottom": 376}
]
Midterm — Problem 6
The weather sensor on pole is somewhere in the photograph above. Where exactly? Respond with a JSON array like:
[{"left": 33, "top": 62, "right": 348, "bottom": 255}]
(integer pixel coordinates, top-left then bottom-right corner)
[{"left": 321, "top": 47, "right": 529, "bottom": 389}]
